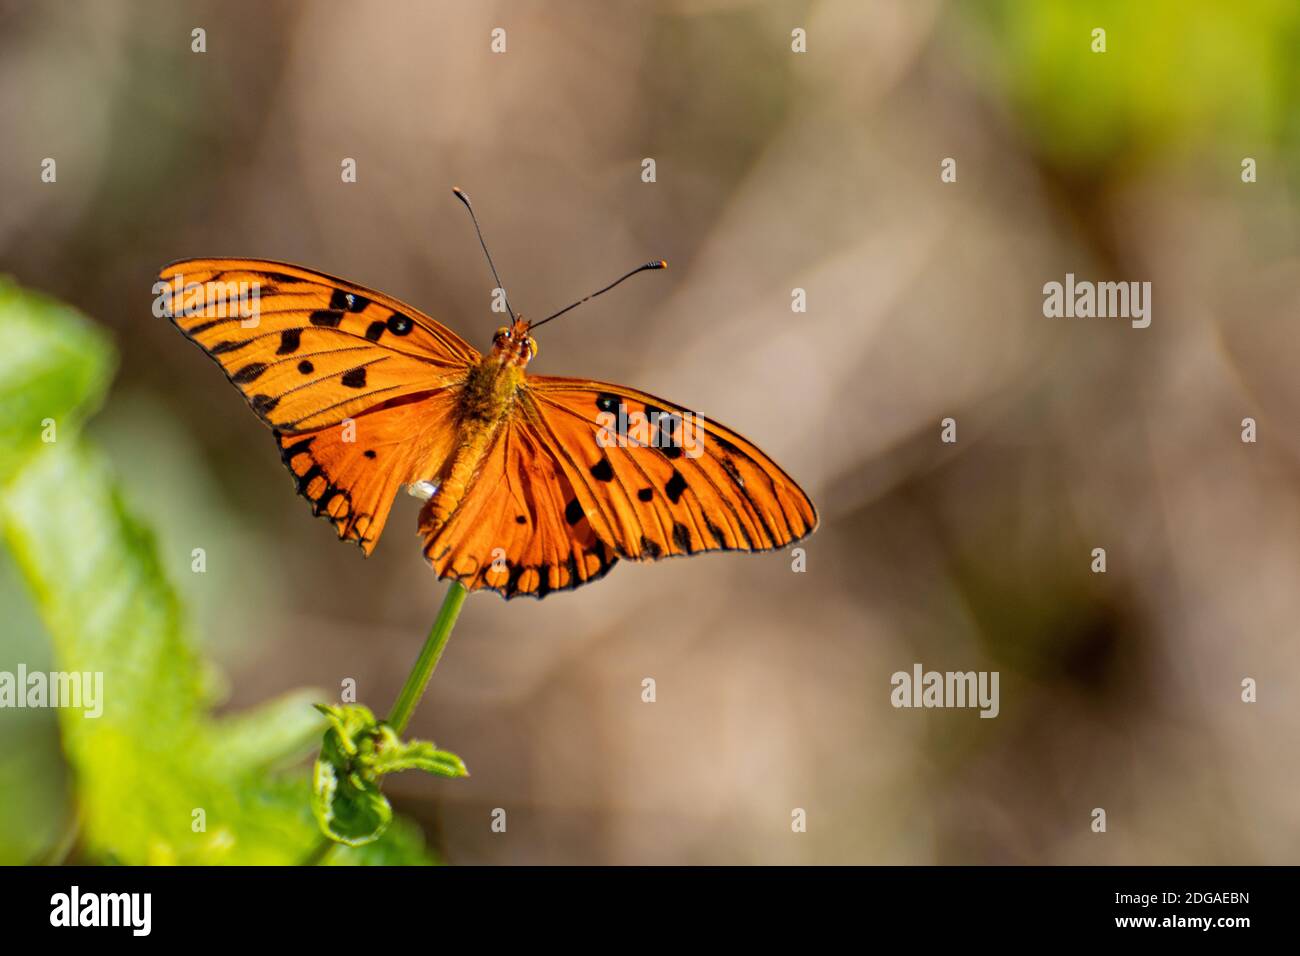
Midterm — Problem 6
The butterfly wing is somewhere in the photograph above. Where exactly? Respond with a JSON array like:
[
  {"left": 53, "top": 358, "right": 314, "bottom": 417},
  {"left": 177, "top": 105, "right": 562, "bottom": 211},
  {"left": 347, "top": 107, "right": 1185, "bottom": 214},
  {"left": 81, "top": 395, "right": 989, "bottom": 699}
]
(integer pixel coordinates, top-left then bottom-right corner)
[
  {"left": 274, "top": 387, "right": 464, "bottom": 553},
  {"left": 418, "top": 419, "right": 619, "bottom": 598},
  {"left": 521, "top": 377, "right": 818, "bottom": 562},
  {"left": 161, "top": 258, "right": 476, "bottom": 551},
  {"left": 161, "top": 258, "right": 477, "bottom": 430},
  {"left": 416, "top": 377, "right": 816, "bottom": 599}
]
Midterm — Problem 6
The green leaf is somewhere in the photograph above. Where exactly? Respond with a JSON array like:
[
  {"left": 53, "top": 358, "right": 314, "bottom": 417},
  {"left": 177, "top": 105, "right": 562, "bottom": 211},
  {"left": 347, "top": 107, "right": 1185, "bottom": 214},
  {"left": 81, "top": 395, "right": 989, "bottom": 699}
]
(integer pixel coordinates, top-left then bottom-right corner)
[
  {"left": 309, "top": 702, "right": 390, "bottom": 842},
  {"left": 369, "top": 725, "right": 469, "bottom": 778},
  {"left": 328, "top": 815, "right": 435, "bottom": 866},
  {"left": 314, "top": 703, "right": 378, "bottom": 760},
  {"left": 0, "top": 277, "right": 114, "bottom": 485},
  {"left": 311, "top": 756, "right": 393, "bottom": 847},
  {"left": 0, "top": 279, "right": 434, "bottom": 865},
  {"left": 962, "top": 1, "right": 1300, "bottom": 173},
  {"left": 310, "top": 704, "right": 392, "bottom": 846},
  {"left": 308, "top": 706, "right": 468, "bottom": 846}
]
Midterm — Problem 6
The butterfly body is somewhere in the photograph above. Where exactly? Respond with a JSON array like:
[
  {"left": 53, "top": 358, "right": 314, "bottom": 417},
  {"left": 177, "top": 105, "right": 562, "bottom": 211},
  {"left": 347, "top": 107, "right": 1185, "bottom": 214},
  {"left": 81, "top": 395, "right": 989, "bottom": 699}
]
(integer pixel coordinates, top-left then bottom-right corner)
[
  {"left": 421, "top": 320, "right": 535, "bottom": 530},
  {"left": 161, "top": 258, "right": 817, "bottom": 599}
]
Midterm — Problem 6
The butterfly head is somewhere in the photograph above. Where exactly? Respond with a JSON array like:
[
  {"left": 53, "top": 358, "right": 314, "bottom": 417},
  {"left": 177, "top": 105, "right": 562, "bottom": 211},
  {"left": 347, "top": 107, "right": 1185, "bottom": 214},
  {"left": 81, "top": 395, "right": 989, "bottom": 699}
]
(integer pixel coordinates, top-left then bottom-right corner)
[{"left": 491, "top": 318, "right": 539, "bottom": 367}]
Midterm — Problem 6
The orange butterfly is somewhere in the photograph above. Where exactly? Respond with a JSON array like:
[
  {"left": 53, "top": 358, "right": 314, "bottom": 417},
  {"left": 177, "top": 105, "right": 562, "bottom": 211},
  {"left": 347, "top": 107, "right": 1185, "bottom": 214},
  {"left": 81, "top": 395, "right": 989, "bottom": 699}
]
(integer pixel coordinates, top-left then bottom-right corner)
[{"left": 160, "top": 191, "right": 817, "bottom": 598}]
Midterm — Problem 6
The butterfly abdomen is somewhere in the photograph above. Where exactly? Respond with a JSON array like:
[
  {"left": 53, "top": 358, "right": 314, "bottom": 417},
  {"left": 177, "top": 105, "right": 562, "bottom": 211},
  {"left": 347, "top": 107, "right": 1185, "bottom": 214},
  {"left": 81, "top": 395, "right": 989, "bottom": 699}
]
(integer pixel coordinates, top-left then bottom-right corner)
[{"left": 419, "top": 358, "right": 525, "bottom": 531}]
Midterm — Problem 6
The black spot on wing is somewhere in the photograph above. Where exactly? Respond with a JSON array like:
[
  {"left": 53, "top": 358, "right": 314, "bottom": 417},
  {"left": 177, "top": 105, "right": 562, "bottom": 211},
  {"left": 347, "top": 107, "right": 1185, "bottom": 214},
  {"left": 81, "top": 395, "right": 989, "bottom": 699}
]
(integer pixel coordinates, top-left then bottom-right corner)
[
  {"left": 261, "top": 271, "right": 302, "bottom": 285},
  {"left": 712, "top": 434, "right": 744, "bottom": 458},
  {"left": 386, "top": 312, "right": 413, "bottom": 336},
  {"left": 364, "top": 320, "right": 387, "bottom": 342},
  {"left": 364, "top": 449, "right": 377, "bottom": 459},
  {"left": 672, "top": 522, "right": 692, "bottom": 551},
  {"left": 310, "top": 310, "right": 343, "bottom": 327},
  {"left": 637, "top": 487, "right": 654, "bottom": 503},
  {"left": 232, "top": 362, "right": 267, "bottom": 384},
  {"left": 210, "top": 339, "right": 248, "bottom": 355},
  {"left": 277, "top": 328, "right": 302, "bottom": 354},
  {"left": 341, "top": 367, "right": 367, "bottom": 388},
  {"left": 565, "top": 497, "right": 584, "bottom": 525},
  {"left": 251, "top": 394, "right": 279, "bottom": 416},
  {"left": 590, "top": 457, "right": 615, "bottom": 482},
  {"left": 596, "top": 393, "right": 619, "bottom": 413},
  {"left": 665, "top": 469, "right": 688, "bottom": 504},
  {"left": 298, "top": 360, "right": 314, "bottom": 374},
  {"left": 658, "top": 409, "right": 682, "bottom": 443},
  {"left": 331, "top": 289, "right": 370, "bottom": 312},
  {"left": 515, "top": 515, "right": 527, "bottom": 524},
  {"left": 639, "top": 536, "right": 662, "bottom": 559},
  {"left": 505, "top": 562, "right": 526, "bottom": 595},
  {"left": 645, "top": 405, "right": 680, "bottom": 444}
]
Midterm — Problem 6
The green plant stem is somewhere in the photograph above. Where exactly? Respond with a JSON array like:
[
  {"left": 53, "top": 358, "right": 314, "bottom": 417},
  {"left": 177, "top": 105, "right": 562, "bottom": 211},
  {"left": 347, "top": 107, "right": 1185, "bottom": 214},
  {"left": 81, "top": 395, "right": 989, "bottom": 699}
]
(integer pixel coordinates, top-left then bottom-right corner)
[
  {"left": 387, "top": 581, "right": 469, "bottom": 734},
  {"left": 301, "top": 837, "right": 338, "bottom": 867},
  {"left": 304, "top": 581, "right": 469, "bottom": 865}
]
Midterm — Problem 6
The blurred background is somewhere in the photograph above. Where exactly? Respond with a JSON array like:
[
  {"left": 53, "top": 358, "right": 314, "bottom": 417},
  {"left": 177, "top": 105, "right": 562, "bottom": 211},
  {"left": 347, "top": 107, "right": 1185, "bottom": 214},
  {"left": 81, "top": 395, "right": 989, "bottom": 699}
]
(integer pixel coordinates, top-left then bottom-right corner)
[{"left": 2, "top": 0, "right": 1299, "bottom": 864}]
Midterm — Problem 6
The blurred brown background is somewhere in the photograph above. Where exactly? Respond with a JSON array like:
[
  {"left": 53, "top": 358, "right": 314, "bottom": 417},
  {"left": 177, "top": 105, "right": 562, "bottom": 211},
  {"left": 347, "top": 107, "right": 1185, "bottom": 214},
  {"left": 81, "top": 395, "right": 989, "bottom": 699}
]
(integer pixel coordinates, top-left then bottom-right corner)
[{"left": 2, "top": 0, "right": 1299, "bottom": 863}]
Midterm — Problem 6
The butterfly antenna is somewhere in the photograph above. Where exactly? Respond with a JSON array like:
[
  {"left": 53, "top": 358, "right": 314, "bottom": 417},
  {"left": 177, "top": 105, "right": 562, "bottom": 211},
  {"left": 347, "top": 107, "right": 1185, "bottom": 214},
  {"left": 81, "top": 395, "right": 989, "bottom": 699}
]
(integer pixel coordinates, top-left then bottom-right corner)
[
  {"left": 452, "top": 187, "right": 517, "bottom": 324},
  {"left": 529, "top": 259, "right": 668, "bottom": 331}
]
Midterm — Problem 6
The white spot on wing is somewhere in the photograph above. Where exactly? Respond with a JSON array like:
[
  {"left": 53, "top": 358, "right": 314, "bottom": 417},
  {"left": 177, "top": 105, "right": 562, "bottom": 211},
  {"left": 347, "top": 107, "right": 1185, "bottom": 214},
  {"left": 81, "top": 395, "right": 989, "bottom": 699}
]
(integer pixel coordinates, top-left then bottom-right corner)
[{"left": 407, "top": 480, "right": 440, "bottom": 501}]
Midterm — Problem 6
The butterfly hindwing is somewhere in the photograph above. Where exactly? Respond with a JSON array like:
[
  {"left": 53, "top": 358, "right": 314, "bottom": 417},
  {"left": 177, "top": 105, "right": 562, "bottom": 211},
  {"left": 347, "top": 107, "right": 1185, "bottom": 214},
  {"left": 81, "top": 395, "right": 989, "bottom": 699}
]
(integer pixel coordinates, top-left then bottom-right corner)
[
  {"left": 521, "top": 378, "right": 818, "bottom": 563},
  {"left": 276, "top": 386, "right": 464, "bottom": 553},
  {"left": 418, "top": 420, "right": 618, "bottom": 598}
]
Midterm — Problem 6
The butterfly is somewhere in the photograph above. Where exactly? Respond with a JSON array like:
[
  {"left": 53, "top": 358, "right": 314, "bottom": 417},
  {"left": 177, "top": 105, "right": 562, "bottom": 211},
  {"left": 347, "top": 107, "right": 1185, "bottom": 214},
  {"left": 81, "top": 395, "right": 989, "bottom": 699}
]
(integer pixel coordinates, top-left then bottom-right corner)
[{"left": 159, "top": 192, "right": 817, "bottom": 599}]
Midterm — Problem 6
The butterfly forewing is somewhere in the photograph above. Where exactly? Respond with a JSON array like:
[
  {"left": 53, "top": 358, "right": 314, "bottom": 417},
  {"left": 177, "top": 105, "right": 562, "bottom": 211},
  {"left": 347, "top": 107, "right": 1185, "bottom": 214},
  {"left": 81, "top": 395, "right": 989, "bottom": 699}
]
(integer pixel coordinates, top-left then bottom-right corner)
[
  {"left": 161, "top": 258, "right": 477, "bottom": 431},
  {"left": 520, "top": 378, "right": 818, "bottom": 563}
]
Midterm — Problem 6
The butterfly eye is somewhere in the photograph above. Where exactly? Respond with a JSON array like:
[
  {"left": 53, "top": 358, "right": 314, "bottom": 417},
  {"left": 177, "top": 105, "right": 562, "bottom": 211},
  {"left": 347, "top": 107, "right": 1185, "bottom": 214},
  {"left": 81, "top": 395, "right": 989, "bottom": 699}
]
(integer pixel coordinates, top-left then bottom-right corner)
[
  {"left": 494, "top": 326, "right": 510, "bottom": 342},
  {"left": 526, "top": 337, "right": 539, "bottom": 359}
]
